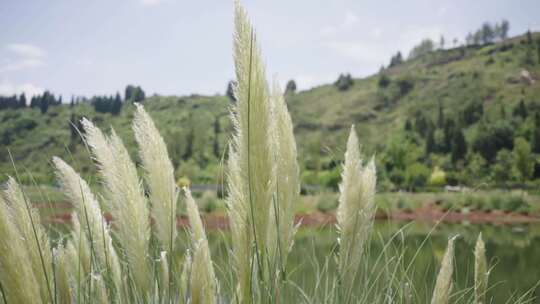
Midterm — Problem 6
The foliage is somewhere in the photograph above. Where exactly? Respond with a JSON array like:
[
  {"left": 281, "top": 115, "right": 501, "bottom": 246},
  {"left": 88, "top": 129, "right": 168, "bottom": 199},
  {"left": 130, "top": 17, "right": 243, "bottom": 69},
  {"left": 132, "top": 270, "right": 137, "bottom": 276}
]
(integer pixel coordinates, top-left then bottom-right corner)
[
  {"left": 334, "top": 73, "right": 354, "bottom": 91},
  {"left": 473, "top": 121, "right": 514, "bottom": 162},
  {"left": 124, "top": 84, "right": 145, "bottom": 103}
]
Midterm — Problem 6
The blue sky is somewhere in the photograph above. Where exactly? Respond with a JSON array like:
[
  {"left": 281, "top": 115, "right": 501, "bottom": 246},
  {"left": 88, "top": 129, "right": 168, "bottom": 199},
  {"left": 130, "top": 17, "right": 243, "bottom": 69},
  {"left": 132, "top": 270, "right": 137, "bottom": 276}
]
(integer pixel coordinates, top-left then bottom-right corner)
[{"left": 0, "top": 0, "right": 539, "bottom": 99}]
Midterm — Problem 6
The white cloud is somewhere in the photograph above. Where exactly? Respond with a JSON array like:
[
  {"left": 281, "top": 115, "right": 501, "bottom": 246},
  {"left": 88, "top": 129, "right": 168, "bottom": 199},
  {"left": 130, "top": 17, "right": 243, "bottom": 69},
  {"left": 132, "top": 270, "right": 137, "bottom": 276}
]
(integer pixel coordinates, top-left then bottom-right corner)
[
  {"left": 0, "top": 59, "right": 44, "bottom": 73},
  {"left": 0, "top": 43, "right": 45, "bottom": 73},
  {"left": 0, "top": 82, "right": 44, "bottom": 97},
  {"left": 320, "top": 12, "right": 360, "bottom": 36},
  {"left": 437, "top": 6, "right": 448, "bottom": 17},
  {"left": 324, "top": 40, "right": 389, "bottom": 65},
  {"left": 140, "top": 0, "right": 162, "bottom": 6},
  {"left": 6, "top": 43, "right": 45, "bottom": 59}
]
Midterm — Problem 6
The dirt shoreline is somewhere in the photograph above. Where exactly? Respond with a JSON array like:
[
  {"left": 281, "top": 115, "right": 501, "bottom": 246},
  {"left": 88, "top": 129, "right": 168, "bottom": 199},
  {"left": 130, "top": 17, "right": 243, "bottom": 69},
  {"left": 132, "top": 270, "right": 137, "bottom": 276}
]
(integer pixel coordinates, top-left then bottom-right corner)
[{"left": 46, "top": 203, "right": 539, "bottom": 229}]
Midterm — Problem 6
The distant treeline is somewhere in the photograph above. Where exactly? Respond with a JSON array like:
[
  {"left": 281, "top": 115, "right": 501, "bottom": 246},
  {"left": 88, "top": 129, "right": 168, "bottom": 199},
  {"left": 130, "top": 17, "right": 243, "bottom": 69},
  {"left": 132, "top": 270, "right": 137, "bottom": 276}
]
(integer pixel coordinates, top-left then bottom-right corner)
[{"left": 0, "top": 84, "right": 146, "bottom": 116}]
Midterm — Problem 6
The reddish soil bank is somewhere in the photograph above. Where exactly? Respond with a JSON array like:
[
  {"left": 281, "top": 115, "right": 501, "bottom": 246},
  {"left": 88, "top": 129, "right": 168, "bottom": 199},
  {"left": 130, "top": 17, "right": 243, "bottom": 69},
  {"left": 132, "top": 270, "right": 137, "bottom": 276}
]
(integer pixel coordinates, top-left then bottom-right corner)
[{"left": 46, "top": 203, "right": 539, "bottom": 230}]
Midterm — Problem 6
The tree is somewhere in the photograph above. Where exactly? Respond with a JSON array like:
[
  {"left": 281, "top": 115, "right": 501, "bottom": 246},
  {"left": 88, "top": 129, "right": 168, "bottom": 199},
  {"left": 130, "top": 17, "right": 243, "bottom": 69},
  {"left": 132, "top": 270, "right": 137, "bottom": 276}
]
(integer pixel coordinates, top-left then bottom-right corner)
[
  {"left": 473, "top": 121, "right": 514, "bottom": 162},
  {"left": 513, "top": 99, "right": 527, "bottom": 119},
  {"left": 500, "top": 20, "right": 509, "bottom": 40},
  {"left": 425, "top": 128, "right": 435, "bottom": 155},
  {"left": 513, "top": 137, "right": 534, "bottom": 181},
  {"left": 334, "top": 73, "right": 353, "bottom": 91},
  {"left": 532, "top": 112, "right": 540, "bottom": 153},
  {"left": 285, "top": 79, "right": 297, "bottom": 94},
  {"left": 437, "top": 103, "right": 445, "bottom": 128},
  {"left": 378, "top": 74, "right": 391, "bottom": 88},
  {"left": 492, "top": 149, "right": 515, "bottom": 183},
  {"left": 526, "top": 30, "right": 533, "bottom": 44},
  {"left": 537, "top": 38, "right": 540, "bottom": 64},
  {"left": 213, "top": 117, "right": 221, "bottom": 158},
  {"left": 389, "top": 52, "right": 403, "bottom": 67},
  {"left": 443, "top": 118, "right": 455, "bottom": 152},
  {"left": 18, "top": 93, "right": 26, "bottom": 108},
  {"left": 462, "top": 100, "right": 484, "bottom": 125},
  {"left": 125, "top": 85, "right": 145, "bottom": 102},
  {"left": 408, "top": 39, "right": 435, "bottom": 59},
  {"left": 480, "top": 22, "right": 494, "bottom": 44},
  {"left": 451, "top": 128, "right": 467, "bottom": 163},
  {"left": 439, "top": 35, "right": 445, "bottom": 49},
  {"left": 226, "top": 80, "right": 237, "bottom": 101},
  {"left": 465, "top": 33, "right": 474, "bottom": 46},
  {"left": 404, "top": 119, "right": 413, "bottom": 131},
  {"left": 111, "top": 92, "right": 123, "bottom": 115}
]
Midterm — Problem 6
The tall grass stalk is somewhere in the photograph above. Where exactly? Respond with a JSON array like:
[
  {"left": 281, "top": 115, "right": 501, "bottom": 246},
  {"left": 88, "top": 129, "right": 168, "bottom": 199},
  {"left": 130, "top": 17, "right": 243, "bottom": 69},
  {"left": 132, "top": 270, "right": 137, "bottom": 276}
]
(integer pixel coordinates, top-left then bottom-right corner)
[
  {"left": 431, "top": 236, "right": 457, "bottom": 304},
  {"left": 0, "top": 192, "right": 42, "bottom": 303},
  {"left": 336, "top": 126, "right": 377, "bottom": 301},
  {"left": 474, "top": 233, "right": 488, "bottom": 304},
  {"left": 82, "top": 119, "right": 152, "bottom": 296},
  {"left": 53, "top": 157, "right": 122, "bottom": 300},
  {"left": 3, "top": 177, "right": 54, "bottom": 303},
  {"left": 184, "top": 187, "right": 217, "bottom": 304}
]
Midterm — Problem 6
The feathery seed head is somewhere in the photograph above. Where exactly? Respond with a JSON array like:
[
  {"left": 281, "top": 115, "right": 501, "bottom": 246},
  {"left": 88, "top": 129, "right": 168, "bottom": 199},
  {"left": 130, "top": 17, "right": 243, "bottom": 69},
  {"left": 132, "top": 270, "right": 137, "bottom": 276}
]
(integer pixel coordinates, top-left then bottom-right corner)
[
  {"left": 431, "top": 235, "right": 457, "bottom": 304},
  {"left": 133, "top": 103, "right": 178, "bottom": 252}
]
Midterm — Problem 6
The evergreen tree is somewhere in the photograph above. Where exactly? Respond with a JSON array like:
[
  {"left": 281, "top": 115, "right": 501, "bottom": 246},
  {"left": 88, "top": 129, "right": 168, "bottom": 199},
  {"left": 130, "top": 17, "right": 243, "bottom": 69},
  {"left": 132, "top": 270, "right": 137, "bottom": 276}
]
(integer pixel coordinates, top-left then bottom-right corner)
[
  {"left": 443, "top": 118, "right": 455, "bottom": 153},
  {"left": 425, "top": 128, "right": 435, "bottom": 155},
  {"left": 404, "top": 119, "right": 413, "bottom": 131},
  {"left": 513, "top": 99, "right": 528, "bottom": 119},
  {"left": 451, "top": 128, "right": 467, "bottom": 163},
  {"left": 125, "top": 85, "right": 145, "bottom": 102},
  {"left": 437, "top": 103, "right": 445, "bottom": 128},
  {"left": 213, "top": 117, "right": 221, "bottom": 158},
  {"left": 500, "top": 19, "right": 509, "bottom": 40},
  {"left": 334, "top": 73, "right": 353, "bottom": 91},
  {"left": 513, "top": 137, "right": 534, "bottom": 181},
  {"left": 378, "top": 74, "right": 391, "bottom": 88},
  {"left": 285, "top": 79, "right": 297, "bottom": 94},
  {"left": 480, "top": 22, "right": 494, "bottom": 44},
  {"left": 111, "top": 92, "right": 123, "bottom": 115},
  {"left": 526, "top": 30, "right": 533, "bottom": 44},
  {"left": 18, "top": 93, "right": 26, "bottom": 108},
  {"left": 389, "top": 52, "right": 403, "bottom": 67},
  {"left": 532, "top": 112, "right": 540, "bottom": 153}
]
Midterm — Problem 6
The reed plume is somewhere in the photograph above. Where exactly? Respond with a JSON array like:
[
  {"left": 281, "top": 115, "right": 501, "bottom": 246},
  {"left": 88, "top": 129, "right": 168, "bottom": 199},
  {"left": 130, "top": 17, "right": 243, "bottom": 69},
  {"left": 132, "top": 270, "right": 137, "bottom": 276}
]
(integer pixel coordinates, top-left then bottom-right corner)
[
  {"left": 133, "top": 103, "right": 178, "bottom": 253},
  {"left": 0, "top": 192, "right": 42, "bottom": 304},
  {"left": 225, "top": 146, "right": 252, "bottom": 302},
  {"left": 231, "top": 0, "right": 274, "bottom": 258},
  {"left": 82, "top": 118, "right": 151, "bottom": 294},
  {"left": 431, "top": 236, "right": 457, "bottom": 304},
  {"left": 3, "top": 177, "right": 53, "bottom": 303},
  {"left": 267, "top": 80, "right": 300, "bottom": 270},
  {"left": 184, "top": 187, "right": 217, "bottom": 304},
  {"left": 337, "top": 126, "right": 377, "bottom": 294},
  {"left": 474, "top": 233, "right": 488, "bottom": 304},
  {"left": 53, "top": 156, "right": 122, "bottom": 296}
]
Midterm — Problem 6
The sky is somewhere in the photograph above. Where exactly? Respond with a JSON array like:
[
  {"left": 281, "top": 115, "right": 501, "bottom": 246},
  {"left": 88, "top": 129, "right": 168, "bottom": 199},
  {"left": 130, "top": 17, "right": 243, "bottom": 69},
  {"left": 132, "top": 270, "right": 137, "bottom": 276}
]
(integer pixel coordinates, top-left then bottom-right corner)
[{"left": 0, "top": 0, "right": 539, "bottom": 99}]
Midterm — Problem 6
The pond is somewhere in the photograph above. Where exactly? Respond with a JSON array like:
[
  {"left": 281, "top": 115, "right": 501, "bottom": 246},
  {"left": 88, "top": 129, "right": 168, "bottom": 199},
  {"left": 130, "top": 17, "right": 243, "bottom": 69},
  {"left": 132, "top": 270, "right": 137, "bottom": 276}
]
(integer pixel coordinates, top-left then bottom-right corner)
[
  {"left": 47, "top": 218, "right": 540, "bottom": 303},
  {"left": 201, "top": 221, "right": 540, "bottom": 303}
]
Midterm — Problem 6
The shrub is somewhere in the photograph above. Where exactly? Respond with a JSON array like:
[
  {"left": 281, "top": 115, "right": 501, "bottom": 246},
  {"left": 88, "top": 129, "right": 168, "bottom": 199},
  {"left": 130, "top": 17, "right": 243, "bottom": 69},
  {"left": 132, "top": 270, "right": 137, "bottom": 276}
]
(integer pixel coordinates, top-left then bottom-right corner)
[
  {"left": 316, "top": 192, "right": 339, "bottom": 213},
  {"left": 334, "top": 73, "right": 354, "bottom": 91},
  {"left": 428, "top": 166, "right": 447, "bottom": 186},
  {"left": 405, "top": 163, "right": 430, "bottom": 190}
]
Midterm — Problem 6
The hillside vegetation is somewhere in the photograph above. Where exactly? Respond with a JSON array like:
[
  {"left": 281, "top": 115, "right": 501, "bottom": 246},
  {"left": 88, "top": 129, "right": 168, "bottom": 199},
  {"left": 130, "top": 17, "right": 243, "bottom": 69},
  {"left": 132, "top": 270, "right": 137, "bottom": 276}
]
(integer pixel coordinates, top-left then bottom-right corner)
[{"left": 1, "top": 32, "right": 540, "bottom": 190}]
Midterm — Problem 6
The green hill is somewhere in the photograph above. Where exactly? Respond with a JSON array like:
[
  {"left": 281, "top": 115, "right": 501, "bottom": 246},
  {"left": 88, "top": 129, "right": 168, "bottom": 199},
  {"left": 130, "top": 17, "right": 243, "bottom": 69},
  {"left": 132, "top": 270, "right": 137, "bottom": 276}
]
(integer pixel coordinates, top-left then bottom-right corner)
[{"left": 1, "top": 32, "right": 540, "bottom": 189}]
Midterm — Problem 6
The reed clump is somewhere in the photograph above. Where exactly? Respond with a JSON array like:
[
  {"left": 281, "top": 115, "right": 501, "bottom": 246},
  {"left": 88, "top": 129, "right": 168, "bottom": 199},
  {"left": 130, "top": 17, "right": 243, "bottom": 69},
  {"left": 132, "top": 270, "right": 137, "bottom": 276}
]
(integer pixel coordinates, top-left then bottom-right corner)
[{"left": 0, "top": 1, "right": 529, "bottom": 303}]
